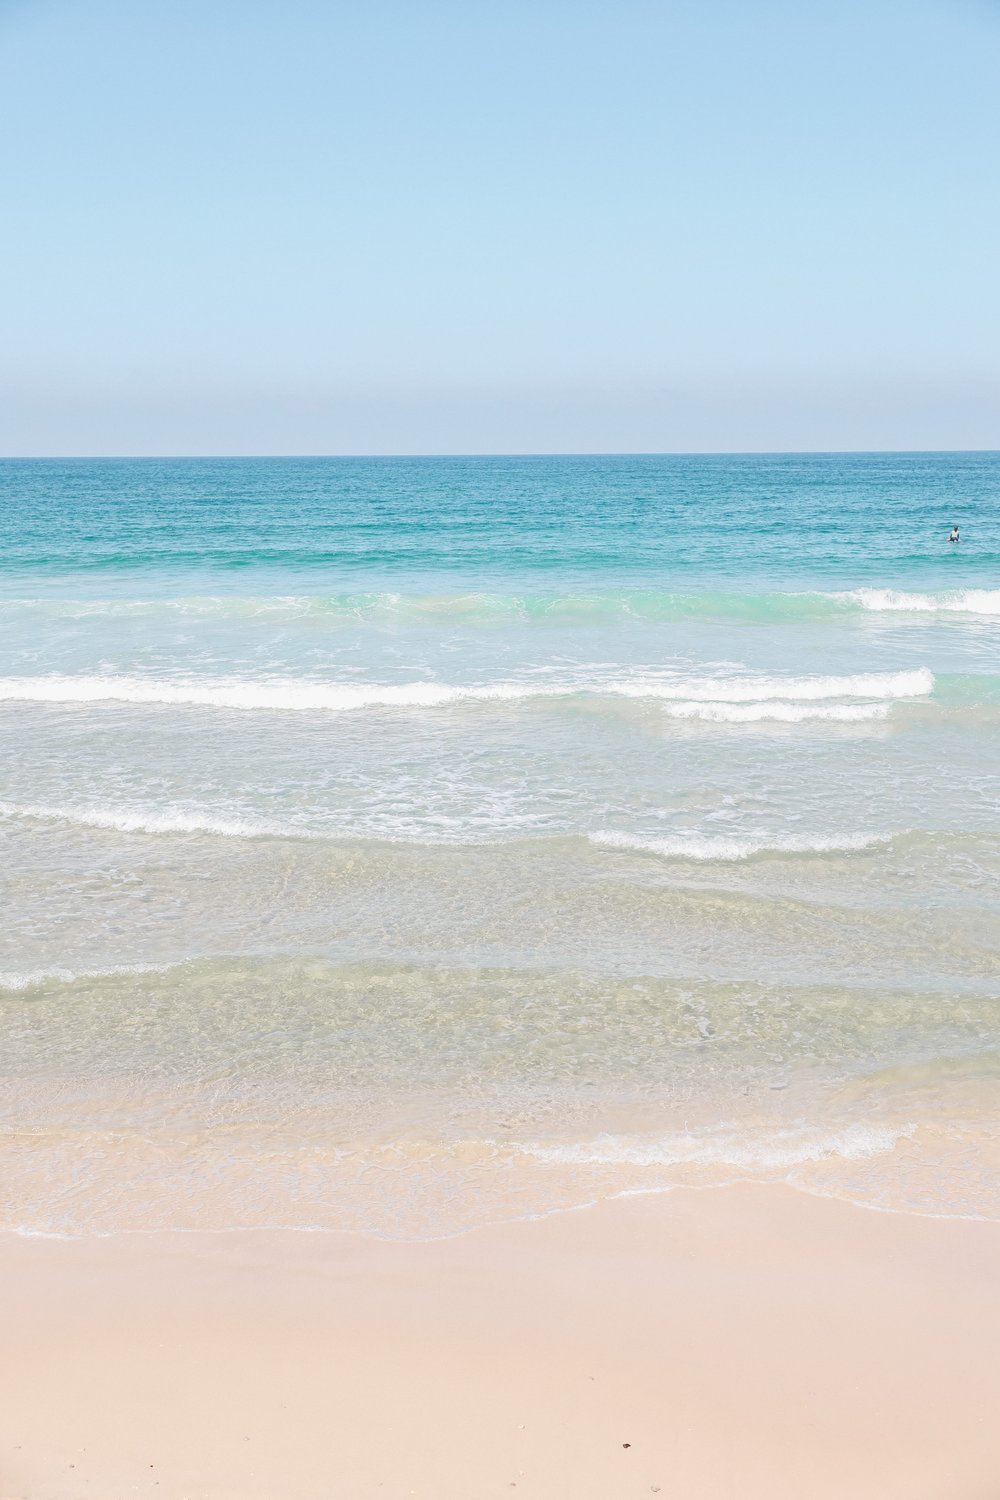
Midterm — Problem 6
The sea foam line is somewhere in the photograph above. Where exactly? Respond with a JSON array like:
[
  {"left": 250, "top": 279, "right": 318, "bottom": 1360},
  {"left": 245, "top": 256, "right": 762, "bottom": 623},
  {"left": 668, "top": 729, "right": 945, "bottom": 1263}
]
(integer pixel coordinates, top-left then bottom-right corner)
[
  {"left": 0, "top": 668, "right": 934, "bottom": 713},
  {"left": 0, "top": 803, "right": 901, "bottom": 855},
  {"left": 513, "top": 1122, "right": 912, "bottom": 1170},
  {"left": 0, "top": 961, "right": 176, "bottom": 992},
  {"left": 611, "top": 668, "right": 932, "bottom": 703},
  {"left": 657, "top": 700, "right": 890, "bottom": 723},
  {"left": 591, "top": 830, "right": 891, "bottom": 861},
  {"left": 0, "top": 800, "right": 297, "bottom": 840}
]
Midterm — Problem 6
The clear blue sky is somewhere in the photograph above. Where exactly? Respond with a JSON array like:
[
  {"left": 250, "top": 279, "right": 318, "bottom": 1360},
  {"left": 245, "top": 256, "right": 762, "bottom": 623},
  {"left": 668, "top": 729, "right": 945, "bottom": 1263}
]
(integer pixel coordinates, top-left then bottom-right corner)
[{"left": 1, "top": 0, "right": 998, "bottom": 455}]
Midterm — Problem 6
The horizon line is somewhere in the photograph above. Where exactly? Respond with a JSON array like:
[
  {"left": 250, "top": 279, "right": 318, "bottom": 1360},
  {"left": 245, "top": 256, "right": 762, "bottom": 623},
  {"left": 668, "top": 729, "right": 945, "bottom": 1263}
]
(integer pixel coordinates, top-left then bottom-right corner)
[{"left": 1, "top": 448, "right": 999, "bottom": 463}]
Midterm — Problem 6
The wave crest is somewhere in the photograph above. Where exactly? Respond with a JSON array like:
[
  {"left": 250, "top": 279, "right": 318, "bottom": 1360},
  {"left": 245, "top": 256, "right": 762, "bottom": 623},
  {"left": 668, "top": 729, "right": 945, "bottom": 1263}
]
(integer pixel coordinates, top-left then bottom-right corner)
[{"left": 835, "top": 588, "right": 1000, "bottom": 615}]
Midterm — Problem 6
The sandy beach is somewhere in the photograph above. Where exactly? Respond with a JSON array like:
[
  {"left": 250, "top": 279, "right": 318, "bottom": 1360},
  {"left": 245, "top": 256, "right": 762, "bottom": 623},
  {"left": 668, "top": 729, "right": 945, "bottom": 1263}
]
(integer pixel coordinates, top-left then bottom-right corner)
[
  {"left": 4, "top": 1183, "right": 999, "bottom": 1500},
  {"left": 6, "top": 0, "right": 1000, "bottom": 1482}
]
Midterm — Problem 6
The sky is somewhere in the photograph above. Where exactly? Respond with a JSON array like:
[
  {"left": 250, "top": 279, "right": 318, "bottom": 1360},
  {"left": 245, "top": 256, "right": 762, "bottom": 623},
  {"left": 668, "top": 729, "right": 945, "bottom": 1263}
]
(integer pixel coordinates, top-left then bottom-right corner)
[{"left": 0, "top": 0, "right": 998, "bottom": 455}]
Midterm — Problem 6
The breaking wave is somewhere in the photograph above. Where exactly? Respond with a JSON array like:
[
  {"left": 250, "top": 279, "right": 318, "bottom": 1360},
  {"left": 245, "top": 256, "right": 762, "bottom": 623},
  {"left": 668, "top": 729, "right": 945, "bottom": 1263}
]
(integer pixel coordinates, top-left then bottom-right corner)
[
  {"left": 0, "top": 667, "right": 934, "bottom": 714},
  {"left": 833, "top": 587, "right": 1000, "bottom": 615}
]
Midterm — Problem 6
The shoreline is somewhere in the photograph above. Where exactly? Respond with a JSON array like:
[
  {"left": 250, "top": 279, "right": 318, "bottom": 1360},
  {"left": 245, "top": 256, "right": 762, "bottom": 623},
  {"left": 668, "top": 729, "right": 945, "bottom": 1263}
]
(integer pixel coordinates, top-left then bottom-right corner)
[{"left": 4, "top": 1182, "right": 999, "bottom": 1499}]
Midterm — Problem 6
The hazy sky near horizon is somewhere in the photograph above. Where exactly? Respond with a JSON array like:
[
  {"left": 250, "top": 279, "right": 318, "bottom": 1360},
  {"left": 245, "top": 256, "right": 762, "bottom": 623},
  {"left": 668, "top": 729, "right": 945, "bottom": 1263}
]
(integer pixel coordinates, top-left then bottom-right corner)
[{"left": 1, "top": 0, "right": 998, "bottom": 455}]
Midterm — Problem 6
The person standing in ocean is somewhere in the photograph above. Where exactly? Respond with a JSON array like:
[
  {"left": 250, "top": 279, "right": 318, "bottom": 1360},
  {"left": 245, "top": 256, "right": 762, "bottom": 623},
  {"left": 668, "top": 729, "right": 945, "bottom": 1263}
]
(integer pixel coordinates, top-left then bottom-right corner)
[{"left": 949, "top": 526, "right": 961, "bottom": 543}]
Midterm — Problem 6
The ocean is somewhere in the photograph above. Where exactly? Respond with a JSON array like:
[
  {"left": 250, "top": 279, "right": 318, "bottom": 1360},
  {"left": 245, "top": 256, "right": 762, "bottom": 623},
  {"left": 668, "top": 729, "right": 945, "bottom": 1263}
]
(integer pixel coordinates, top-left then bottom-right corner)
[{"left": 2, "top": 452, "right": 999, "bottom": 1237}]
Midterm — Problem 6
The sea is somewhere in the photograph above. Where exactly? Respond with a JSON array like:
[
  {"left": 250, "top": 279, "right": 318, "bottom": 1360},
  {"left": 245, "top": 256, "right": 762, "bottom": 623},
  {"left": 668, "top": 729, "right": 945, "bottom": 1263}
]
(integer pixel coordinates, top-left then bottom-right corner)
[{"left": 2, "top": 451, "right": 999, "bottom": 1238}]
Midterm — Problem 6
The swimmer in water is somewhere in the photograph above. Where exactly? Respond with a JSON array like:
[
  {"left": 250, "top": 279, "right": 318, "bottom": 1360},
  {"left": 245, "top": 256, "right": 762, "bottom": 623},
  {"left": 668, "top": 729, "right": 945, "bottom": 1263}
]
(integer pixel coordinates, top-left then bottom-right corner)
[{"left": 948, "top": 526, "right": 960, "bottom": 543}]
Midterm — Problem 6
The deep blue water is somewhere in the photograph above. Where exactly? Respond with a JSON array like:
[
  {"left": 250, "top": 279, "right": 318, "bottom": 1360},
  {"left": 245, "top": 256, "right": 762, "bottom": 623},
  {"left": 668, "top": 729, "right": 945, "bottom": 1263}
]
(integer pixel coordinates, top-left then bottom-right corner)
[{"left": 2, "top": 452, "right": 998, "bottom": 594}]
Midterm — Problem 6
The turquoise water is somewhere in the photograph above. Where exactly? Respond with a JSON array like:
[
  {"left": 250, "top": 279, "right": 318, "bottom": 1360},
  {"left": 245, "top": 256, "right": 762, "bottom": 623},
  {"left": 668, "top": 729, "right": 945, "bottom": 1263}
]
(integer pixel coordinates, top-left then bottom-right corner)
[{"left": 2, "top": 453, "right": 999, "bottom": 1236}]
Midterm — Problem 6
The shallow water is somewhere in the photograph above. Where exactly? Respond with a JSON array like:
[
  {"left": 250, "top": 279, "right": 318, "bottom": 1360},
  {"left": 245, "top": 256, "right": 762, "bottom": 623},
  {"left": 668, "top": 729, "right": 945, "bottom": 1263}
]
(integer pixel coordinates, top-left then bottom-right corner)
[{"left": 2, "top": 453, "right": 998, "bottom": 1236}]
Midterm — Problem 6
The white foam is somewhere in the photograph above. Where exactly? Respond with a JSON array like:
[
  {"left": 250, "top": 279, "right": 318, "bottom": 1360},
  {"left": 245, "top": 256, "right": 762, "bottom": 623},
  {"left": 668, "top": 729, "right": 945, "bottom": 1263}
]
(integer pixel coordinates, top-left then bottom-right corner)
[
  {"left": 835, "top": 588, "right": 1000, "bottom": 616},
  {"left": 0, "top": 675, "right": 552, "bottom": 711},
  {"left": 0, "top": 674, "right": 509, "bottom": 711},
  {"left": 611, "top": 667, "right": 933, "bottom": 702},
  {"left": 0, "top": 800, "right": 294, "bottom": 840},
  {"left": 592, "top": 830, "right": 889, "bottom": 861},
  {"left": 0, "top": 961, "right": 172, "bottom": 992},
  {"left": 0, "top": 667, "right": 934, "bottom": 714},
  {"left": 6, "top": 588, "right": 999, "bottom": 619},
  {"left": 658, "top": 700, "right": 891, "bottom": 723},
  {"left": 517, "top": 1122, "right": 911, "bottom": 1170}
]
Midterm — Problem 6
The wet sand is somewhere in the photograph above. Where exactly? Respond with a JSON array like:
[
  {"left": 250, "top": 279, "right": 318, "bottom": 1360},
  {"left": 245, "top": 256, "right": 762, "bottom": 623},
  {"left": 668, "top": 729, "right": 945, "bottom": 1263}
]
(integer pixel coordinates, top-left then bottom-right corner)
[{"left": 3, "top": 1183, "right": 999, "bottom": 1500}]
